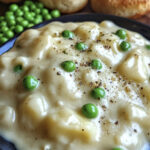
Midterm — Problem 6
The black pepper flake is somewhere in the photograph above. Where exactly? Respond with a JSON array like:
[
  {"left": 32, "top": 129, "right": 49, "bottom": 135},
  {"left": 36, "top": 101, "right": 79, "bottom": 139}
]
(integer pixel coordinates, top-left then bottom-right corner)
[
  {"left": 79, "top": 81, "right": 82, "bottom": 85},
  {"left": 134, "top": 54, "right": 138, "bottom": 57},
  {"left": 80, "top": 62, "right": 89, "bottom": 67},
  {"left": 110, "top": 99, "right": 113, "bottom": 103},
  {"left": 114, "top": 121, "right": 118, "bottom": 125},
  {"left": 89, "top": 82, "right": 93, "bottom": 87},
  {"left": 57, "top": 72, "right": 61, "bottom": 75},
  {"left": 98, "top": 82, "right": 102, "bottom": 86},
  {"left": 96, "top": 40, "right": 101, "bottom": 43},
  {"left": 97, "top": 71, "right": 101, "bottom": 74},
  {"left": 140, "top": 87, "right": 143, "bottom": 90},
  {"left": 106, "top": 39, "right": 111, "bottom": 42},
  {"left": 134, "top": 129, "right": 137, "bottom": 133},
  {"left": 87, "top": 49, "right": 92, "bottom": 52},
  {"left": 137, "top": 84, "right": 140, "bottom": 87},
  {"left": 95, "top": 81, "right": 98, "bottom": 84},
  {"left": 101, "top": 116, "right": 105, "bottom": 120},
  {"left": 53, "top": 33, "right": 57, "bottom": 37},
  {"left": 82, "top": 129, "right": 84, "bottom": 131},
  {"left": 62, "top": 50, "right": 68, "bottom": 55},
  {"left": 102, "top": 105, "right": 107, "bottom": 111},
  {"left": 104, "top": 45, "right": 111, "bottom": 49}
]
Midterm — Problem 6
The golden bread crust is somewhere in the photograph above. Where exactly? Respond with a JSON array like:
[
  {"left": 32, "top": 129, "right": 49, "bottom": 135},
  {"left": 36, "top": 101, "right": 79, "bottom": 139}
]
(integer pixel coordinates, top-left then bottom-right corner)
[
  {"left": 39, "top": 0, "right": 88, "bottom": 13},
  {"left": 91, "top": 0, "right": 150, "bottom": 18}
]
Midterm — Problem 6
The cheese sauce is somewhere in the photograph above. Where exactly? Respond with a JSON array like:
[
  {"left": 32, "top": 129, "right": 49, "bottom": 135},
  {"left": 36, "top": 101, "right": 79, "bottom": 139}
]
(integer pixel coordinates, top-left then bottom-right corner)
[{"left": 0, "top": 21, "right": 150, "bottom": 150}]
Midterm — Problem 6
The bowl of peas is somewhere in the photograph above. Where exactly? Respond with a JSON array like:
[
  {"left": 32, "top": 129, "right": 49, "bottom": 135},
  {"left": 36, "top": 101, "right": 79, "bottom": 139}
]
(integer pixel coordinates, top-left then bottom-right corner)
[{"left": 0, "top": 0, "right": 61, "bottom": 46}]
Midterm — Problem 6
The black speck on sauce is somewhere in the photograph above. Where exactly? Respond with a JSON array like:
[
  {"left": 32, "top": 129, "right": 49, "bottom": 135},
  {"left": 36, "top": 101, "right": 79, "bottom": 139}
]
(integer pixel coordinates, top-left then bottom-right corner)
[{"left": 56, "top": 72, "right": 61, "bottom": 76}]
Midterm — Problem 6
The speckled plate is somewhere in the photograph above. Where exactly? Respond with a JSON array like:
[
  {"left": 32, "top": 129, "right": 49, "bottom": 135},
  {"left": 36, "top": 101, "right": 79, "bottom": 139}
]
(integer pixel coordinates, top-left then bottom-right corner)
[{"left": 0, "top": 13, "right": 150, "bottom": 150}]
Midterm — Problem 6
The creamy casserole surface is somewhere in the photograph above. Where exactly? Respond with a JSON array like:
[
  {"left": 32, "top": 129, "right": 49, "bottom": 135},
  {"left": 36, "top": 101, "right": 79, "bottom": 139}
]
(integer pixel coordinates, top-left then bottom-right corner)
[{"left": 0, "top": 21, "right": 150, "bottom": 150}]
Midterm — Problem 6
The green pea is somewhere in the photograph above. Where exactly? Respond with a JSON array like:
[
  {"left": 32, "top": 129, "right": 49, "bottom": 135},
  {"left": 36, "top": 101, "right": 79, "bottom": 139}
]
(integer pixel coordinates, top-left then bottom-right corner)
[
  {"left": 112, "top": 147, "right": 123, "bottom": 150},
  {"left": 91, "top": 59, "right": 102, "bottom": 70},
  {"left": 16, "top": 17, "right": 24, "bottom": 24},
  {"left": 27, "top": 23, "right": 34, "bottom": 28},
  {"left": 0, "top": 21, "right": 7, "bottom": 27},
  {"left": 10, "top": 26, "right": 15, "bottom": 31},
  {"left": 120, "top": 41, "right": 131, "bottom": 51},
  {"left": 14, "top": 64, "right": 22, "bottom": 73},
  {"left": 44, "top": 14, "right": 52, "bottom": 20},
  {"left": 145, "top": 44, "right": 150, "bottom": 50},
  {"left": 0, "top": 16, "right": 4, "bottom": 21},
  {"left": 15, "top": 25, "right": 24, "bottom": 33},
  {"left": 75, "top": 42, "right": 88, "bottom": 51},
  {"left": 4, "top": 30, "right": 14, "bottom": 39},
  {"left": 116, "top": 29, "right": 127, "bottom": 39},
  {"left": 31, "top": 12, "right": 36, "bottom": 17},
  {"left": 62, "top": 30, "right": 74, "bottom": 39},
  {"left": 36, "top": 2, "right": 44, "bottom": 8},
  {"left": 35, "top": 8, "right": 41, "bottom": 14},
  {"left": 36, "top": 15, "right": 43, "bottom": 20},
  {"left": 82, "top": 103, "right": 98, "bottom": 119},
  {"left": 0, "top": 33, "right": 3, "bottom": 38},
  {"left": 19, "top": 20, "right": 29, "bottom": 28},
  {"left": 23, "top": 75, "right": 39, "bottom": 90},
  {"left": 61, "top": 61, "right": 76, "bottom": 72},
  {"left": 15, "top": 9, "right": 23, "bottom": 17},
  {"left": 30, "top": 4, "right": 36, "bottom": 11},
  {"left": 24, "top": 0, "right": 33, "bottom": 6},
  {"left": 8, "top": 19, "right": 16, "bottom": 26},
  {"left": 24, "top": 12, "right": 33, "bottom": 21},
  {"left": 21, "top": 5, "right": 29, "bottom": 12},
  {"left": 6, "top": 11, "right": 14, "bottom": 15},
  {"left": 1, "top": 26, "right": 9, "bottom": 33},
  {"left": 9, "top": 4, "right": 19, "bottom": 12},
  {"left": 5, "top": 13, "right": 15, "bottom": 21},
  {"left": 51, "top": 9, "right": 61, "bottom": 18},
  {"left": 0, "top": 37, "right": 8, "bottom": 45},
  {"left": 33, "top": 18, "right": 42, "bottom": 25},
  {"left": 91, "top": 87, "right": 105, "bottom": 99},
  {"left": 41, "top": 9, "right": 49, "bottom": 16}
]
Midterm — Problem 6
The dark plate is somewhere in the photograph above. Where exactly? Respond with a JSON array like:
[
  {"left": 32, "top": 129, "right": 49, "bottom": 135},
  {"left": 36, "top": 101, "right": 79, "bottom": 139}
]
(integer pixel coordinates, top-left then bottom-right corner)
[{"left": 0, "top": 13, "right": 150, "bottom": 150}]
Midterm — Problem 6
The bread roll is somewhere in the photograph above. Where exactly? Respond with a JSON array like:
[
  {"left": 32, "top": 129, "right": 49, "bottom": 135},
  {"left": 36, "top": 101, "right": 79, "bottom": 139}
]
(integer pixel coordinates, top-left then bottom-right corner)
[
  {"left": 39, "top": 0, "right": 88, "bottom": 13},
  {"left": 91, "top": 0, "right": 150, "bottom": 18}
]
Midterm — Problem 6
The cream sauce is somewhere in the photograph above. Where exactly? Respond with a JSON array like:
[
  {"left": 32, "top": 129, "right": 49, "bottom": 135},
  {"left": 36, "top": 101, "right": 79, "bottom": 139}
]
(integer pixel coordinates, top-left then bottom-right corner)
[{"left": 0, "top": 21, "right": 150, "bottom": 150}]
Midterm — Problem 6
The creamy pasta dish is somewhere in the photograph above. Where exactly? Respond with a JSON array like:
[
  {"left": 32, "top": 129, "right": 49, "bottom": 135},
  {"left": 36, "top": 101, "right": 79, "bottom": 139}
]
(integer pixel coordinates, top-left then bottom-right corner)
[{"left": 0, "top": 21, "right": 150, "bottom": 150}]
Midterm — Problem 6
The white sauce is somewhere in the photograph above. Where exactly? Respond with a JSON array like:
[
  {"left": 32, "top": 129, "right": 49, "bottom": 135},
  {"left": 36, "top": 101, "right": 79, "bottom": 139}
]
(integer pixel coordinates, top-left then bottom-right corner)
[{"left": 0, "top": 21, "right": 150, "bottom": 150}]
